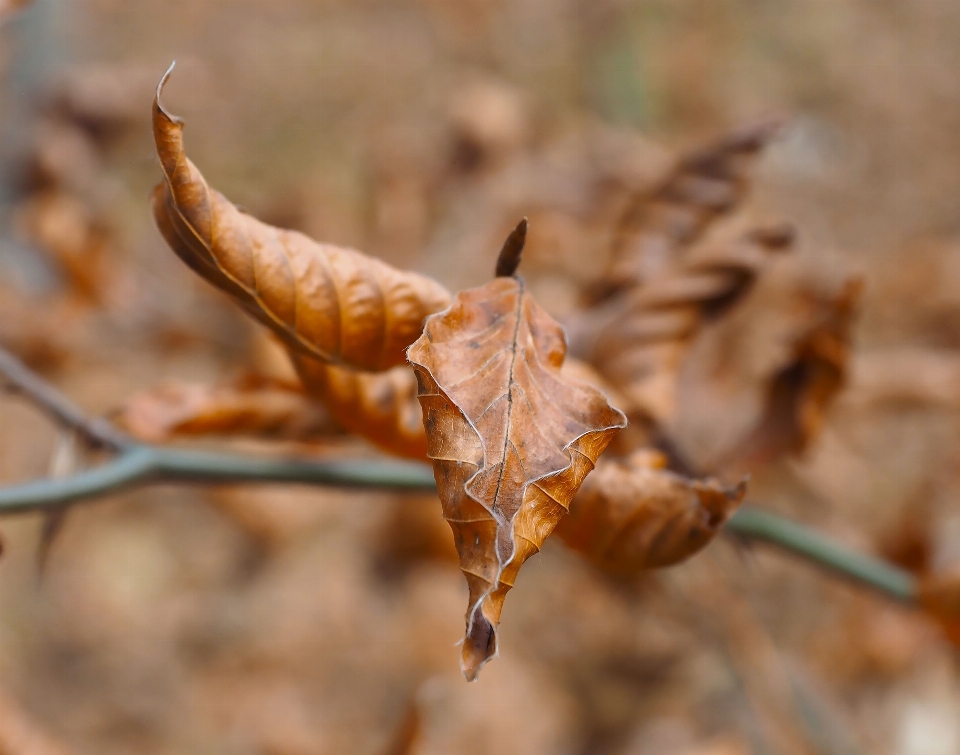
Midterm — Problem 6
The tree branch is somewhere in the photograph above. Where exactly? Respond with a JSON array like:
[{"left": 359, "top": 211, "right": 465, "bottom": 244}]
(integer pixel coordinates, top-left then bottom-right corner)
[
  {"left": 0, "top": 348, "right": 131, "bottom": 450},
  {"left": 726, "top": 507, "right": 917, "bottom": 602},
  {"left": 0, "top": 446, "right": 437, "bottom": 514},
  {"left": 0, "top": 345, "right": 920, "bottom": 604}
]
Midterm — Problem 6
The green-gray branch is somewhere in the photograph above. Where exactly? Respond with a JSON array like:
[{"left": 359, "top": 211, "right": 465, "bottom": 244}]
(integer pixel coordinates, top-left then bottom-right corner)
[
  {"left": 0, "top": 445, "right": 438, "bottom": 513},
  {"left": 0, "top": 345, "right": 918, "bottom": 604},
  {"left": 729, "top": 506, "right": 917, "bottom": 602}
]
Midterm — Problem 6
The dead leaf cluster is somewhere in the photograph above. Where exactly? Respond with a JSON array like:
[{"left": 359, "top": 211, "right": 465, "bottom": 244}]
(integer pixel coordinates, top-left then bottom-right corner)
[
  {"left": 5, "top": 5, "right": 960, "bottom": 752},
  {"left": 138, "top": 66, "right": 864, "bottom": 681}
]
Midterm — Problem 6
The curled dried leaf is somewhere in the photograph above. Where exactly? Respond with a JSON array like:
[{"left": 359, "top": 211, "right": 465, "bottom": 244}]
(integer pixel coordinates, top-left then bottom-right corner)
[
  {"left": 118, "top": 376, "right": 339, "bottom": 443},
  {"left": 555, "top": 451, "right": 745, "bottom": 574},
  {"left": 291, "top": 353, "right": 427, "bottom": 460},
  {"left": 731, "top": 277, "right": 860, "bottom": 467},
  {"left": 409, "top": 275, "right": 625, "bottom": 680},
  {"left": 151, "top": 65, "right": 451, "bottom": 371},
  {"left": 597, "top": 119, "right": 783, "bottom": 299},
  {"left": 569, "top": 218, "right": 793, "bottom": 423},
  {"left": 670, "top": 275, "right": 860, "bottom": 473}
]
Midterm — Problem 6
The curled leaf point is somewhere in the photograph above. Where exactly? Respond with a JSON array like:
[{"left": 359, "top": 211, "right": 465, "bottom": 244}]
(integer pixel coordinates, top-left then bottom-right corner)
[
  {"left": 494, "top": 217, "right": 528, "bottom": 278},
  {"left": 155, "top": 61, "right": 183, "bottom": 126}
]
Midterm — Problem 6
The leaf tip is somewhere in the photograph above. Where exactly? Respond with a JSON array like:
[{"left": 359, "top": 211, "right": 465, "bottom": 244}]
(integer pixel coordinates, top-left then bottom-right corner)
[
  {"left": 494, "top": 217, "right": 528, "bottom": 278},
  {"left": 154, "top": 61, "right": 183, "bottom": 126},
  {"left": 460, "top": 608, "right": 498, "bottom": 682}
]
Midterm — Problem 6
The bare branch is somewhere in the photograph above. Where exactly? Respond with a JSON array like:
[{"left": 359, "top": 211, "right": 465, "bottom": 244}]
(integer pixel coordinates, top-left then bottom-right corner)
[
  {"left": 728, "top": 507, "right": 917, "bottom": 602},
  {"left": 0, "top": 446, "right": 437, "bottom": 514},
  {"left": 0, "top": 343, "right": 920, "bottom": 606},
  {"left": 0, "top": 346, "right": 131, "bottom": 450}
]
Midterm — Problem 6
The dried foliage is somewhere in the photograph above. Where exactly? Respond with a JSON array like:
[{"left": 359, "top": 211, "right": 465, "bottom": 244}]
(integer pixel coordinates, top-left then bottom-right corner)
[
  {"left": 918, "top": 570, "right": 960, "bottom": 647},
  {"left": 669, "top": 274, "right": 860, "bottom": 472},
  {"left": 570, "top": 216, "right": 794, "bottom": 425},
  {"left": 408, "top": 245, "right": 625, "bottom": 680},
  {"left": 151, "top": 66, "right": 451, "bottom": 372},
  {"left": 143, "top": 66, "right": 862, "bottom": 682},
  {"left": 13, "top": 191, "right": 112, "bottom": 303},
  {"left": 595, "top": 119, "right": 783, "bottom": 300},
  {"left": 9, "top": 11, "right": 960, "bottom": 749},
  {"left": 291, "top": 355, "right": 427, "bottom": 460},
  {"left": 730, "top": 277, "right": 861, "bottom": 467},
  {"left": 118, "top": 375, "right": 339, "bottom": 443},
  {"left": 556, "top": 451, "right": 745, "bottom": 575},
  {"left": 0, "top": 285, "right": 72, "bottom": 372}
]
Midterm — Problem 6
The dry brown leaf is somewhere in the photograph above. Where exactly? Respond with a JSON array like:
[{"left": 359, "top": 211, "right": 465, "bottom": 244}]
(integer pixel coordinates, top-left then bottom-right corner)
[
  {"left": 118, "top": 375, "right": 339, "bottom": 443},
  {"left": 570, "top": 217, "right": 793, "bottom": 424},
  {"left": 596, "top": 120, "right": 783, "bottom": 300},
  {"left": 918, "top": 569, "right": 960, "bottom": 647},
  {"left": 13, "top": 190, "right": 112, "bottom": 302},
  {"left": 725, "top": 277, "right": 860, "bottom": 468},
  {"left": 555, "top": 451, "right": 744, "bottom": 575},
  {"left": 0, "top": 285, "right": 71, "bottom": 373},
  {"left": 408, "top": 240, "right": 625, "bottom": 680},
  {"left": 291, "top": 354, "right": 427, "bottom": 460},
  {"left": 151, "top": 65, "right": 451, "bottom": 372},
  {"left": 664, "top": 273, "right": 859, "bottom": 473}
]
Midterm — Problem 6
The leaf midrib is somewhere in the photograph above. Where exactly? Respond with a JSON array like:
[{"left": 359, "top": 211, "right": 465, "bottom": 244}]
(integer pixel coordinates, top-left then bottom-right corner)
[{"left": 490, "top": 279, "right": 525, "bottom": 520}]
